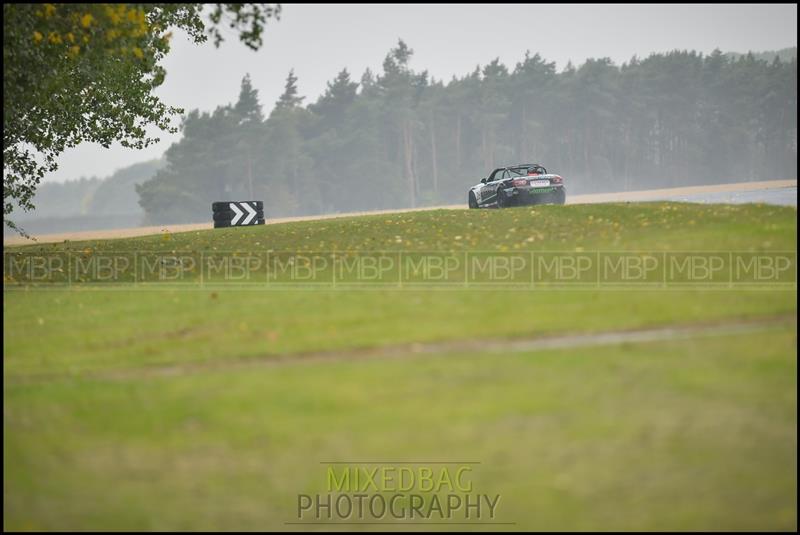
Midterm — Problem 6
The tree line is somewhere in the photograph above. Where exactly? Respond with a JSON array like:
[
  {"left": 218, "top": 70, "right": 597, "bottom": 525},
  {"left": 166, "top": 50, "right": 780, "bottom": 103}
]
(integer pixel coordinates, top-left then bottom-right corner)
[
  {"left": 3, "top": 159, "right": 163, "bottom": 237},
  {"left": 3, "top": 3, "right": 279, "bottom": 233},
  {"left": 138, "top": 41, "right": 797, "bottom": 223}
]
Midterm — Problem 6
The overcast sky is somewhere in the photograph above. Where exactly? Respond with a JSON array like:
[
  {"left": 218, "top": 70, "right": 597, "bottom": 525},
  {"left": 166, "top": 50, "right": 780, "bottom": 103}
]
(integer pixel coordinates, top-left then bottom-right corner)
[{"left": 45, "top": 3, "right": 797, "bottom": 183}]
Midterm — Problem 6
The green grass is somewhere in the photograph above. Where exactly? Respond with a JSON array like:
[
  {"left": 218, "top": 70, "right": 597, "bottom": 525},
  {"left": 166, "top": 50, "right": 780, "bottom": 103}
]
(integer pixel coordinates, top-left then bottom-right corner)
[
  {"left": 3, "top": 288, "right": 797, "bottom": 380},
  {"left": 4, "top": 202, "right": 796, "bottom": 378},
  {"left": 4, "top": 328, "right": 796, "bottom": 531},
  {"left": 3, "top": 202, "right": 798, "bottom": 530},
  {"left": 6, "top": 202, "right": 797, "bottom": 255}
]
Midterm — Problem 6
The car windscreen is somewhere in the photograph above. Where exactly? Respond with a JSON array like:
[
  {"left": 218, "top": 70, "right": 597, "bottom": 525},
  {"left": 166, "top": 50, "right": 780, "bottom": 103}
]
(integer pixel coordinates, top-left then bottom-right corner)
[{"left": 517, "top": 166, "right": 546, "bottom": 175}]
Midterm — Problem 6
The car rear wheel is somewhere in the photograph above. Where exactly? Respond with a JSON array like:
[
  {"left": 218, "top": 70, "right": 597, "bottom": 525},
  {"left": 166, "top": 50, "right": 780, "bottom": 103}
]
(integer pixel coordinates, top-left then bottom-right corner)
[
  {"left": 496, "top": 188, "right": 508, "bottom": 209},
  {"left": 468, "top": 191, "right": 478, "bottom": 209},
  {"left": 552, "top": 188, "right": 566, "bottom": 205}
]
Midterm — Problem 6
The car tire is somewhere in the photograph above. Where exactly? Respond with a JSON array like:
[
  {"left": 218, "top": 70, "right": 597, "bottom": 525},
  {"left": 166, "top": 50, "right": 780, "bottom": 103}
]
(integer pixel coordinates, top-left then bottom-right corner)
[
  {"left": 552, "top": 188, "right": 566, "bottom": 205},
  {"left": 496, "top": 188, "right": 508, "bottom": 209},
  {"left": 468, "top": 191, "right": 478, "bottom": 209}
]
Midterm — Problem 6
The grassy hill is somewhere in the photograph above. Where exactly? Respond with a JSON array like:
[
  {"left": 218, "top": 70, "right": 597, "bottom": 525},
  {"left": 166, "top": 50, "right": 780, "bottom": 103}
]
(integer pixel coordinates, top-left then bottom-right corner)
[{"left": 4, "top": 202, "right": 797, "bottom": 530}]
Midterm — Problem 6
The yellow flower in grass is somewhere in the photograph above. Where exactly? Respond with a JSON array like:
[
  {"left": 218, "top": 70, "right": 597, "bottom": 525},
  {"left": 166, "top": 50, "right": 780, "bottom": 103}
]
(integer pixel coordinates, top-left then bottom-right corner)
[
  {"left": 105, "top": 5, "right": 122, "bottom": 25},
  {"left": 32, "top": 31, "right": 43, "bottom": 44},
  {"left": 81, "top": 13, "right": 94, "bottom": 28}
]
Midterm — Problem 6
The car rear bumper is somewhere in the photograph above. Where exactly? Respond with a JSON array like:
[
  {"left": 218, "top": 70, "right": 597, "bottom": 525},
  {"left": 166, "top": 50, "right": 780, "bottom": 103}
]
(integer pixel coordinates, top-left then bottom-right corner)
[{"left": 502, "top": 184, "right": 565, "bottom": 202}]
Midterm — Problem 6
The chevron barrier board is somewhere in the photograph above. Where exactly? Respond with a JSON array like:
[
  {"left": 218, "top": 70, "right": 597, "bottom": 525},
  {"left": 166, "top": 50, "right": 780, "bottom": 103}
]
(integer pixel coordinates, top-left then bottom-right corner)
[
  {"left": 212, "top": 201, "right": 265, "bottom": 228},
  {"left": 212, "top": 201, "right": 264, "bottom": 212}
]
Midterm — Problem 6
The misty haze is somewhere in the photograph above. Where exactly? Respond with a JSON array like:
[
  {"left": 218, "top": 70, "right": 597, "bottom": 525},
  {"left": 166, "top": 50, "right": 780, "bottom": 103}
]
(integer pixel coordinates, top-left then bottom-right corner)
[
  {"left": 6, "top": 4, "right": 797, "bottom": 235},
  {"left": 4, "top": 5, "right": 798, "bottom": 531}
]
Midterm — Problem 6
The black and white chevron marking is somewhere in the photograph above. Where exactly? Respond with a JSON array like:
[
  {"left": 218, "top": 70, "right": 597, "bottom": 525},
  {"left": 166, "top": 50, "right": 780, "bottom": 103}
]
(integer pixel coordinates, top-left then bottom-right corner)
[
  {"left": 212, "top": 201, "right": 265, "bottom": 228},
  {"left": 212, "top": 201, "right": 263, "bottom": 213}
]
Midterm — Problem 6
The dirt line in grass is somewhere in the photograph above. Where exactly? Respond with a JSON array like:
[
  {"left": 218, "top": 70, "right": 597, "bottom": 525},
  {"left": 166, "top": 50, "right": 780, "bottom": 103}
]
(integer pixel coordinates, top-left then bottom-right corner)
[{"left": 9, "top": 314, "right": 795, "bottom": 384}]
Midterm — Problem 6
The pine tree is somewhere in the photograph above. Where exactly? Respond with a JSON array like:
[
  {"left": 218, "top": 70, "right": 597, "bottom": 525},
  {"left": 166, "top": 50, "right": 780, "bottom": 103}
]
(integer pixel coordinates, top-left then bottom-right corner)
[
  {"left": 274, "top": 69, "right": 305, "bottom": 112},
  {"left": 138, "top": 44, "right": 797, "bottom": 222},
  {"left": 231, "top": 74, "right": 265, "bottom": 198},
  {"left": 310, "top": 69, "right": 358, "bottom": 124},
  {"left": 234, "top": 73, "right": 264, "bottom": 124}
]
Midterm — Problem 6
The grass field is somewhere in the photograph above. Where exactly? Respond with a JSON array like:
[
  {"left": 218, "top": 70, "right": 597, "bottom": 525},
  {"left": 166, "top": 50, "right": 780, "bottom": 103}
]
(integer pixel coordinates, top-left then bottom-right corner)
[{"left": 4, "top": 202, "right": 797, "bottom": 530}]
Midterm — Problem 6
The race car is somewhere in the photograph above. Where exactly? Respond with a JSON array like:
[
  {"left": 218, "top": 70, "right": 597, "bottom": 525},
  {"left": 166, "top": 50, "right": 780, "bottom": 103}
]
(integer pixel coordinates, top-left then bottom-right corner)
[{"left": 468, "top": 164, "right": 566, "bottom": 208}]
